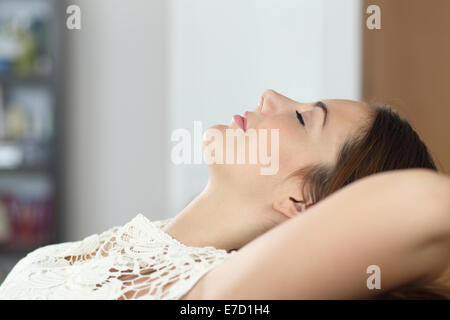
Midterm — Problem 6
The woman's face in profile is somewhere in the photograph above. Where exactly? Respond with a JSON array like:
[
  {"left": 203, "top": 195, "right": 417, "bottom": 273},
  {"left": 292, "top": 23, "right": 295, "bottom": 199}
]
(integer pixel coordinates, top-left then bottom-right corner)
[{"left": 205, "top": 90, "right": 373, "bottom": 192}]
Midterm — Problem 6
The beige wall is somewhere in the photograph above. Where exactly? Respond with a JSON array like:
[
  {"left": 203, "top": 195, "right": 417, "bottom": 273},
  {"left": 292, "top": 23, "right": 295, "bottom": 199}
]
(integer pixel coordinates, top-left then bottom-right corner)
[{"left": 362, "top": 0, "right": 450, "bottom": 173}]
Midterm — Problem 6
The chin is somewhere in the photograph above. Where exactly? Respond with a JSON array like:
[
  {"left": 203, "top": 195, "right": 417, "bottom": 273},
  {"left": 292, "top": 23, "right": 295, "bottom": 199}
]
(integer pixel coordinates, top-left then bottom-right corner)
[{"left": 203, "top": 124, "right": 227, "bottom": 146}]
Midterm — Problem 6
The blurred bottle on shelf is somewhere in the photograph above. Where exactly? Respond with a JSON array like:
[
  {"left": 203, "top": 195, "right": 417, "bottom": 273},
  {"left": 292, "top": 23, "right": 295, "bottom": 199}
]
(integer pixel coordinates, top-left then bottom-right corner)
[
  {"left": 0, "top": 20, "right": 20, "bottom": 77},
  {"left": 0, "top": 1, "right": 52, "bottom": 78},
  {"left": 0, "top": 85, "right": 53, "bottom": 169},
  {"left": 0, "top": 175, "right": 54, "bottom": 251},
  {"left": 30, "top": 12, "right": 52, "bottom": 77},
  {"left": 8, "top": 86, "right": 53, "bottom": 143},
  {"left": 13, "top": 23, "right": 37, "bottom": 77},
  {"left": 5, "top": 103, "right": 27, "bottom": 141}
]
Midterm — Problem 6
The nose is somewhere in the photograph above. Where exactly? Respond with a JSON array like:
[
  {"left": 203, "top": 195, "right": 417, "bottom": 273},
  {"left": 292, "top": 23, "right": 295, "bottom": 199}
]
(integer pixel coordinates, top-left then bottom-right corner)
[{"left": 259, "top": 89, "right": 299, "bottom": 115}]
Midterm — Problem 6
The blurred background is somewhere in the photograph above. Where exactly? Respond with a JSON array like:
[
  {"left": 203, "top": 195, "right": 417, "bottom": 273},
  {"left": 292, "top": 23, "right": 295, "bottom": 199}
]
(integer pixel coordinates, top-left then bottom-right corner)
[{"left": 0, "top": 0, "right": 448, "bottom": 283}]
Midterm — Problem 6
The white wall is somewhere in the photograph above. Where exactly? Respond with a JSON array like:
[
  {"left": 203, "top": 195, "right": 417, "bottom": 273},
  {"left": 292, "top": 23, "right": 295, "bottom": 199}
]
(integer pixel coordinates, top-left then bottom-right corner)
[
  {"left": 168, "top": 0, "right": 362, "bottom": 215},
  {"left": 63, "top": 0, "right": 169, "bottom": 240},
  {"left": 64, "top": 0, "right": 361, "bottom": 240}
]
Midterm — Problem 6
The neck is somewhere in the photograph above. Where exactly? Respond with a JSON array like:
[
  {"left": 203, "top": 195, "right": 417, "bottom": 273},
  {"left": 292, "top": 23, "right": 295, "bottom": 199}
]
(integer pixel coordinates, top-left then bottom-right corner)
[{"left": 163, "top": 180, "right": 283, "bottom": 252}]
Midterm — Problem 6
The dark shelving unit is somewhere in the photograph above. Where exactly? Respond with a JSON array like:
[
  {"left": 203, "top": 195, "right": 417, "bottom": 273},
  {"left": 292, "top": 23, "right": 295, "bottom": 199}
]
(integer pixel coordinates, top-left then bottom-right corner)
[{"left": 0, "top": 0, "right": 63, "bottom": 284}]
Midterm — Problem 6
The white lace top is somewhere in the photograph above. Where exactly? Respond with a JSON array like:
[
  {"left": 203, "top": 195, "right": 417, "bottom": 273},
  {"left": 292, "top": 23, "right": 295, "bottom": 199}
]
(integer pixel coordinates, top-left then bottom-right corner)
[{"left": 0, "top": 214, "right": 235, "bottom": 300}]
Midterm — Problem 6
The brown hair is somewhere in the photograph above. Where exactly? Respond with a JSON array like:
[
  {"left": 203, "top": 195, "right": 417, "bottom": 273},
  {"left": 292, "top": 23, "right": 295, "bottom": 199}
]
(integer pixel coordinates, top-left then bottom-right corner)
[{"left": 294, "top": 105, "right": 449, "bottom": 299}]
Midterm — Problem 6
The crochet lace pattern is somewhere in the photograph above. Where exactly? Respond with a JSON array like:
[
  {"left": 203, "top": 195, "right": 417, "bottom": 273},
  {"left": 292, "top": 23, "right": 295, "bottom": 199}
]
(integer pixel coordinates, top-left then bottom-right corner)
[{"left": 0, "top": 214, "right": 235, "bottom": 300}]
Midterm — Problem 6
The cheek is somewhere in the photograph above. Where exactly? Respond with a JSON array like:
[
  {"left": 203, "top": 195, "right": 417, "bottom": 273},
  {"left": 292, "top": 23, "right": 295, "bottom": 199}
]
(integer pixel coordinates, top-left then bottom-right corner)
[{"left": 256, "top": 118, "right": 316, "bottom": 173}]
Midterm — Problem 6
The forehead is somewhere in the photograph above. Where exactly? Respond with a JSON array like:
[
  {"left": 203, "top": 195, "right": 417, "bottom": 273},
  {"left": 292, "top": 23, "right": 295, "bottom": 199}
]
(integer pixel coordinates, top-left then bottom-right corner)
[
  {"left": 317, "top": 99, "right": 374, "bottom": 161},
  {"left": 321, "top": 99, "right": 373, "bottom": 127}
]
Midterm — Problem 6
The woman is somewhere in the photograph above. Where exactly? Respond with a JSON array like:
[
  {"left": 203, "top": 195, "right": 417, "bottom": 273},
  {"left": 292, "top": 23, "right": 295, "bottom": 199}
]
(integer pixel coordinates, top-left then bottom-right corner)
[{"left": 0, "top": 89, "right": 449, "bottom": 300}]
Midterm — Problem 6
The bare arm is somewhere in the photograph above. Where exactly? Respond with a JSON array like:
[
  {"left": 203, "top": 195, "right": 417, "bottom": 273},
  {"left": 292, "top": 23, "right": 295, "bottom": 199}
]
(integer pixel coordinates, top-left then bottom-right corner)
[{"left": 183, "top": 169, "right": 450, "bottom": 299}]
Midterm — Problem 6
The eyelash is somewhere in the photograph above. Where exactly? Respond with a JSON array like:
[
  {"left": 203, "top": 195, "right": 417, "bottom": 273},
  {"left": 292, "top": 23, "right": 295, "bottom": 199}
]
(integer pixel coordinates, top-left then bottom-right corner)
[{"left": 296, "top": 111, "right": 305, "bottom": 126}]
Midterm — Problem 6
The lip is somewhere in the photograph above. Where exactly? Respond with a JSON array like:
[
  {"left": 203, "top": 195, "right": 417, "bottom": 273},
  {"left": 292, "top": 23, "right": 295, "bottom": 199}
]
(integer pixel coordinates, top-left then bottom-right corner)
[{"left": 232, "top": 112, "right": 248, "bottom": 131}]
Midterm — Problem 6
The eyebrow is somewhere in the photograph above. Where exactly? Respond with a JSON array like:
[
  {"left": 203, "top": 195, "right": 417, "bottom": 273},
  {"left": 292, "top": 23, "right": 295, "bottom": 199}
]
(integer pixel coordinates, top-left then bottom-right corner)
[{"left": 314, "top": 101, "right": 328, "bottom": 127}]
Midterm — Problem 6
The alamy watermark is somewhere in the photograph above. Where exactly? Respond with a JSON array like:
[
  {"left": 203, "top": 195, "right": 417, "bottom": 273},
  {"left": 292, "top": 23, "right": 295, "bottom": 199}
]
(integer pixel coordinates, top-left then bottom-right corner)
[
  {"left": 171, "top": 121, "right": 280, "bottom": 175},
  {"left": 66, "top": 5, "right": 81, "bottom": 30},
  {"left": 366, "top": 5, "right": 381, "bottom": 30},
  {"left": 366, "top": 265, "right": 381, "bottom": 290},
  {"left": 67, "top": 4, "right": 381, "bottom": 31}
]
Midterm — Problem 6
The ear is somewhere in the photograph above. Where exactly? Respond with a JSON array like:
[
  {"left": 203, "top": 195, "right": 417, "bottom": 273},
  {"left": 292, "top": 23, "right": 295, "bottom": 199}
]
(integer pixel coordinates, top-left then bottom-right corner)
[{"left": 272, "top": 196, "right": 307, "bottom": 219}]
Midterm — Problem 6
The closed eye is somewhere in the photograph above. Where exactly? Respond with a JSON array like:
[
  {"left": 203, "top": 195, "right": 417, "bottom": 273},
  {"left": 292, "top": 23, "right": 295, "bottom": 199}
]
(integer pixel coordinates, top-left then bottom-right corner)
[{"left": 296, "top": 110, "right": 305, "bottom": 126}]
